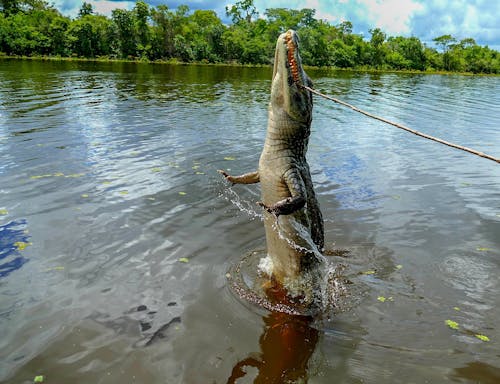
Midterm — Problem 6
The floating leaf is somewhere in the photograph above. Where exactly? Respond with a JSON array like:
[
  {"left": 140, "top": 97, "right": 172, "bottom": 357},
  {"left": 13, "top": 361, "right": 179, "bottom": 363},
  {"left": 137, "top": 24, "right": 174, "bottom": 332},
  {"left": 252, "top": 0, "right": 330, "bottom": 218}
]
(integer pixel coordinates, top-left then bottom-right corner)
[
  {"left": 178, "top": 192, "right": 186, "bottom": 196},
  {"left": 445, "top": 319, "right": 459, "bottom": 330},
  {"left": 475, "top": 334, "right": 490, "bottom": 342},
  {"left": 119, "top": 190, "right": 129, "bottom": 195},
  {"left": 377, "top": 296, "right": 386, "bottom": 303},
  {"left": 81, "top": 194, "right": 89, "bottom": 198},
  {"left": 178, "top": 257, "right": 189, "bottom": 263},
  {"left": 14, "top": 241, "right": 31, "bottom": 251},
  {"left": 45, "top": 266, "right": 65, "bottom": 272},
  {"left": 30, "top": 174, "right": 52, "bottom": 180},
  {"left": 168, "top": 162, "right": 180, "bottom": 168},
  {"left": 454, "top": 307, "right": 461, "bottom": 311},
  {"left": 34, "top": 375, "right": 44, "bottom": 383},
  {"left": 395, "top": 265, "right": 403, "bottom": 270},
  {"left": 65, "top": 173, "right": 85, "bottom": 178},
  {"left": 147, "top": 197, "right": 156, "bottom": 201},
  {"left": 195, "top": 172, "right": 205, "bottom": 175},
  {"left": 476, "top": 247, "right": 491, "bottom": 252},
  {"left": 362, "top": 270, "right": 376, "bottom": 275},
  {"left": 225, "top": 273, "right": 231, "bottom": 279},
  {"left": 461, "top": 182, "right": 472, "bottom": 187},
  {"left": 192, "top": 165, "right": 200, "bottom": 170},
  {"left": 102, "top": 181, "right": 112, "bottom": 185},
  {"left": 0, "top": 208, "right": 8, "bottom": 215},
  {"left": 224, "top": 156, "right": 236, "bottom": 161},
  {"left": 391, "top": 195, "right": 401, "bottom": 200},
  {"left": 151, "top": 167, "right": 162, "bottom": 173}
]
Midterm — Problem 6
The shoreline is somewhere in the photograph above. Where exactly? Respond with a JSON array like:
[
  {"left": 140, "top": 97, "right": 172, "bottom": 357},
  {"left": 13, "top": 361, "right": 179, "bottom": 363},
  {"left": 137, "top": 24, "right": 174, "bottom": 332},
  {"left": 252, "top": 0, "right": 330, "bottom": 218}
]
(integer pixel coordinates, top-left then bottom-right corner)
[{"left": 1, "top": 54, "right": 498, "bottom": 77}]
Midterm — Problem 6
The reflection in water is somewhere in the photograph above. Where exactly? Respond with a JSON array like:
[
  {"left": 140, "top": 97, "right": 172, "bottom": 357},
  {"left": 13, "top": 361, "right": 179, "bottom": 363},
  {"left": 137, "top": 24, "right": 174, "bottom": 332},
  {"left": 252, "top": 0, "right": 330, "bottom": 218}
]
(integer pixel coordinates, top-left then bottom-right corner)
[
  {"left": 452, "top": 361, "right": 500, "bottom": 384},
  {"left": 0, "top": 220, "right": 29, "bottom": 278},
  {"left": 227, "top": 313, "right": 317, "bottom": 383},
  {"left": 227, "top": 284, "right": 318, "bottom": 384}
]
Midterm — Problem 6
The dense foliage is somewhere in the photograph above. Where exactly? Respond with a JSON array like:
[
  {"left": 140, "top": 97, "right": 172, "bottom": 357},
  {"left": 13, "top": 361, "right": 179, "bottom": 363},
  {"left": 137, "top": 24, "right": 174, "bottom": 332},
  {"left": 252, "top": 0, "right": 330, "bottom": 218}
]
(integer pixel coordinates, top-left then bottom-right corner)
[{"left": 1, "top": 0, "right": 499, "bottom": 74}]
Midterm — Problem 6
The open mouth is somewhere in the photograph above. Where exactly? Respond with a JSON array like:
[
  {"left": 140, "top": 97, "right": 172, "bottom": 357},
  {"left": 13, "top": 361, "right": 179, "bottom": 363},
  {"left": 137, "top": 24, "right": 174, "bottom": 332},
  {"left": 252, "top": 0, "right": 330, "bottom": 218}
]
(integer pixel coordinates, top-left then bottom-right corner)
[{"left": 284, "top": 31, "right": 300, "bottom": 84}]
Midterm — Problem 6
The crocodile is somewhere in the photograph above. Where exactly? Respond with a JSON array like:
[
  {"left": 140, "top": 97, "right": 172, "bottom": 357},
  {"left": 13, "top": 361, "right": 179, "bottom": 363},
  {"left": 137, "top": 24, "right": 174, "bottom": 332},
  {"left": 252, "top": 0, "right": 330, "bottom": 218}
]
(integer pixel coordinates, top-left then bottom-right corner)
[{"left": 220, "top": 30, "right": 324, "bottom": 296}]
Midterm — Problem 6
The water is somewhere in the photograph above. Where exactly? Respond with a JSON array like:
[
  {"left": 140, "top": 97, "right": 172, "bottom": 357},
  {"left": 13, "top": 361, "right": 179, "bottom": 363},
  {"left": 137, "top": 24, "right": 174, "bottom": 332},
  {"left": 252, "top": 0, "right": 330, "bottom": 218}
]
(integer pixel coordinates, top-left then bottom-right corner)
[{"left": 0, "top": 59, "right": 499, "bottom": 383}]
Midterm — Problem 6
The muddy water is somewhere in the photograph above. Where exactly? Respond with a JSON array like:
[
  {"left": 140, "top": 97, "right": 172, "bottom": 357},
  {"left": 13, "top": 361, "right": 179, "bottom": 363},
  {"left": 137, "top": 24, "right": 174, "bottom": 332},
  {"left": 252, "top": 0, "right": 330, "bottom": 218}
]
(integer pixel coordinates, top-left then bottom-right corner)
[{"left": 0, "top": 59, "right": 499, "bottom": 383}]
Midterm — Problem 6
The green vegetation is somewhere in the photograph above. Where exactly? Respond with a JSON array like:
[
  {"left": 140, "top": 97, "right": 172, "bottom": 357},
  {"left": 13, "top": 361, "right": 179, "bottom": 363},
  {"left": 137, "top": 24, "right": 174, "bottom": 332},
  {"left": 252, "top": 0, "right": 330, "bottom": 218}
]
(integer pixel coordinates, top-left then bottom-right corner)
[{"left": 1, "top": 0, "right": 499, "bottom": 74}]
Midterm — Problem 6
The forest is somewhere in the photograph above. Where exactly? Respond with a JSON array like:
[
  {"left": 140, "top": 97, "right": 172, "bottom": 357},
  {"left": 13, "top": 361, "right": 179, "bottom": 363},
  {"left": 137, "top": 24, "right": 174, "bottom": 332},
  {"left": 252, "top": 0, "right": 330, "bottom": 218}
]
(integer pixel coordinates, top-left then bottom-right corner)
[{"left": 1, "top": 0, "right": 499, "bottom": 74}]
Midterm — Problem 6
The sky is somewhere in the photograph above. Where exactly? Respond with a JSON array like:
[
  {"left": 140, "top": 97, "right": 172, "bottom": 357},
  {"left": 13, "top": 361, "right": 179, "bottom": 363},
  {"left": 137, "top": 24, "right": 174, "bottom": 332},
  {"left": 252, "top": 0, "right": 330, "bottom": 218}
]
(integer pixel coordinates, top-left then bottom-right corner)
[{"left": 53, "top": 0, "right": 500, "bottom": 50}]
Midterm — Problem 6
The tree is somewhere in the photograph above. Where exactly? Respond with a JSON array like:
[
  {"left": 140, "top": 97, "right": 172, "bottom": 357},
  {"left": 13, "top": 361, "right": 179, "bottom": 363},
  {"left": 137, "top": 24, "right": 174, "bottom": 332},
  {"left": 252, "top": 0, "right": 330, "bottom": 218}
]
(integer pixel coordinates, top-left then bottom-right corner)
[
  {"left": 112, "top": 8, "right": 135, "bottom": 57},
  {"left": 433, "top": 34, "right": 456, "bottom": 52},
  {"left": 330, "top": 39, "right": 356, "bottom": 68},
  {"left": 386, "top": 36, "right": 426, "bottom": 70},
  {"left": 338, "top": 20, "right": 352, "bottom": 43},
  {"left": 134, "top": 0, "right": 150, "bottom": 58},
  {"left": 0, "top": 0, "right": 20, "bottom": 14},
  {"left": 189, "top": 10, "right": 225, "bottom": 62},
  {"left": 68, "top": 14, "right": 114, "bottom": 57},
  {"left": 78, "top": 2, "right": 92, "bottom": 18},
  {"left": 48, "top": 15, "right": 69, "bottom": 55},
  {"left": 369, "top": 27, "right": 386, "bottom": 67},
  {"left": 225, "top": 0, "right": 258, "bottom": 24},
  {"left": 299, "top": 21, "right": 333, "bottom": 67}
]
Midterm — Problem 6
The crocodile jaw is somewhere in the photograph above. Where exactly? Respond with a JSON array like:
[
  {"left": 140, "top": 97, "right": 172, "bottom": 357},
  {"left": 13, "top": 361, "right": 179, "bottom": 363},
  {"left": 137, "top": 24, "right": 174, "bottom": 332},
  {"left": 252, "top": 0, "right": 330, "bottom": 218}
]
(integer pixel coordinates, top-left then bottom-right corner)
[{"left": 271, "top": 30, "right": 312, "bottom": 123}]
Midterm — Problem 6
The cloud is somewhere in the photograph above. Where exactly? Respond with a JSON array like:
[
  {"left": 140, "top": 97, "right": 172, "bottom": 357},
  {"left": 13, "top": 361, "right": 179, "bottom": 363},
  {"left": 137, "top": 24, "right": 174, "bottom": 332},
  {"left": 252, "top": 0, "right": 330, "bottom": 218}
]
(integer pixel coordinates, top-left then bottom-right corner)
[
  {"left": 54, "top": 0, "right": 227, "bottom": 18},
  {"left": 53, "top": 0, "right": 135, "bottom": 17},
  {"left": 357, "top": 0, "right": 424, "bottom": 35},
  {"left": 409, "top": 0, "right": 500, "bottom": 48}
]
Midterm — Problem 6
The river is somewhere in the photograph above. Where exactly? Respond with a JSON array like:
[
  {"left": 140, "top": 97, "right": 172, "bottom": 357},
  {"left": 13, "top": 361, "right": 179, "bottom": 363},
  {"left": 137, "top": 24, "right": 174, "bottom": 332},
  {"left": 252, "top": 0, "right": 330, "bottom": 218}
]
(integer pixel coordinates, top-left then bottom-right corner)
[{"left": 0, "top": 59, "right": 499, "bottom": 383}]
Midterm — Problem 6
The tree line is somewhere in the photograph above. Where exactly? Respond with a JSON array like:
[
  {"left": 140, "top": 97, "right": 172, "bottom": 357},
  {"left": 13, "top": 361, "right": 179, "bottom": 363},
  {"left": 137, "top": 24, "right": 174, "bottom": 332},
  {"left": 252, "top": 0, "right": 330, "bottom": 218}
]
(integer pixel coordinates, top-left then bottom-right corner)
[{"left": 1, "top": 0, "right": 499, "bottom": 74}]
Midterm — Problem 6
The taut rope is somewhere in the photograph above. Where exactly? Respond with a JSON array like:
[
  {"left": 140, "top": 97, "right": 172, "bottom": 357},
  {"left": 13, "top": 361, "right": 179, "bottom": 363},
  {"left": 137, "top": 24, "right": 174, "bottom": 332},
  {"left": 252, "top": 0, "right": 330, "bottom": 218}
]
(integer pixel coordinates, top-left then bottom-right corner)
[{"left": 302, "top": 85, "right": 500, "bottom": 164}]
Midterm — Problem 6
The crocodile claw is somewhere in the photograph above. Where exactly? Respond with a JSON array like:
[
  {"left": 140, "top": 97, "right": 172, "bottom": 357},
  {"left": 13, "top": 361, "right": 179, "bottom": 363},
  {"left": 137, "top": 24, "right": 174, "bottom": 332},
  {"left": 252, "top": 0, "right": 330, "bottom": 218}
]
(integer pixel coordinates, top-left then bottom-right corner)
[
  {"left": 257, "top": 201, "right": 279, "bottom": 218},
  {"left": 218, "top": 169, "right": 235, "bottom": 185}
]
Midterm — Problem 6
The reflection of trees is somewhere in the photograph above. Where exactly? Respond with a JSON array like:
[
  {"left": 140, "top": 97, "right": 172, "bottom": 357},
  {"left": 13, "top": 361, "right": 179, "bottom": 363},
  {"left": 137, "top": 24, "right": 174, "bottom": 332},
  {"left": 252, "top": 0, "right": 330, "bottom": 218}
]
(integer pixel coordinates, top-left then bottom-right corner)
[{"left": 227, "top": 283, "right": 319, "bottom": 383}]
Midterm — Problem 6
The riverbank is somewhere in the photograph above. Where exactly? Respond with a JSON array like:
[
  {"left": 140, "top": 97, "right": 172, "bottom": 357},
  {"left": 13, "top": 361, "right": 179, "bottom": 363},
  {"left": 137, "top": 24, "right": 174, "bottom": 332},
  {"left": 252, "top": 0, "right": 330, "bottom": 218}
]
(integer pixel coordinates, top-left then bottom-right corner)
[{"left": 1, "top": 54, "right": 498, "bottom": 77}]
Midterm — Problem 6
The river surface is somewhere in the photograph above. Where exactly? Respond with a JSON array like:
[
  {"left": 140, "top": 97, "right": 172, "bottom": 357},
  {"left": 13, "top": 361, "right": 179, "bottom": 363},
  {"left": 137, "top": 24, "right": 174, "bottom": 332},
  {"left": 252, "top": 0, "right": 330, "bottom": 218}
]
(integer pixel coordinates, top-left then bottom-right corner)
[{"left": 0, "top": 59, "right": 499, "bottom": 383}]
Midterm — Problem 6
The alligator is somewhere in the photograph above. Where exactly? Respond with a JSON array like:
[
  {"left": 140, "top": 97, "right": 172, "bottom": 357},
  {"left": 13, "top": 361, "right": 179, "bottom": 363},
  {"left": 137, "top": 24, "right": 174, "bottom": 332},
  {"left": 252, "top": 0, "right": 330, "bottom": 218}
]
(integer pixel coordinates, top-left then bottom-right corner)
[{"left": 219, "top": 30, "right": 324, "bottom": 298}]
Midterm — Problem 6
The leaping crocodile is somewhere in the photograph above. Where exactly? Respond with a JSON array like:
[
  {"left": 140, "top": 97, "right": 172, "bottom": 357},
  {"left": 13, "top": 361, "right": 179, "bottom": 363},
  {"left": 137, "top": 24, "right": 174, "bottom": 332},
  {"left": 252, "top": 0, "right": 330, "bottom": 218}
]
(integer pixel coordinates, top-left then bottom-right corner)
[{"left": 220, "top": 30, "right": 324, "bottom": 295}]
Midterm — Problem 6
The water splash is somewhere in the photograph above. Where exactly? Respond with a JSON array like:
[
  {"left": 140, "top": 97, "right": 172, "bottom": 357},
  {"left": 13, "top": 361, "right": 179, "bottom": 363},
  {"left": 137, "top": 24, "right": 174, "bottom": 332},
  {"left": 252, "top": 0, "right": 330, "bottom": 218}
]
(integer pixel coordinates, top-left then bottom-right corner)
[
  {"left": 227, "top": 249, "right": 352, "bottom": 319},
  {"left": 218, "top": 183, "right": 264, "bottom": 221}
]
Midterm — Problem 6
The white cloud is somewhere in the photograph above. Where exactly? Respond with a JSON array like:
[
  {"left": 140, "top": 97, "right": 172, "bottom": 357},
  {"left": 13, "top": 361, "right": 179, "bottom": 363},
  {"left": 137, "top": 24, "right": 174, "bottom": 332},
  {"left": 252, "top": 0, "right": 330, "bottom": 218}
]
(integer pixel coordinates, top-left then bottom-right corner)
[
  {"left": 53, "top": 0, "right": 135, "bottom": 17},
  {"left": 410, "top": 0, "right": 500, "bottom": 48},
  {"left": 91, "top": 0, "right": 135, "bottom": 15},
  {"left": 357, "top": 0, "right": 424, "bottom": 35}
]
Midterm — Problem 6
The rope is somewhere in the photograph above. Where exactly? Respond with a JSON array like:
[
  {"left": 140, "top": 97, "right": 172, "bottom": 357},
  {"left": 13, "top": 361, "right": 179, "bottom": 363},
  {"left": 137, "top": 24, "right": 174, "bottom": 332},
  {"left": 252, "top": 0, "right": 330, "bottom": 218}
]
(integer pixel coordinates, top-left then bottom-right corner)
[{"left": 302, "top": 85, "right": 500, "bottom": 164}]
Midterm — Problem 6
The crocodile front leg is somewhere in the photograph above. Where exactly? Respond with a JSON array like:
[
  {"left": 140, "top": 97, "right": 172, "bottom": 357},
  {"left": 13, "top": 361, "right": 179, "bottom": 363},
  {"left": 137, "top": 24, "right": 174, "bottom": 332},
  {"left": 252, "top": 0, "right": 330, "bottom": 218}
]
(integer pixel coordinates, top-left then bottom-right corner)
[
  {"left": 218, "top": 170, "right": 260, "bottom": 184},
  {"left": 258, "top": 168, "right": 306, "bottom": 217}
]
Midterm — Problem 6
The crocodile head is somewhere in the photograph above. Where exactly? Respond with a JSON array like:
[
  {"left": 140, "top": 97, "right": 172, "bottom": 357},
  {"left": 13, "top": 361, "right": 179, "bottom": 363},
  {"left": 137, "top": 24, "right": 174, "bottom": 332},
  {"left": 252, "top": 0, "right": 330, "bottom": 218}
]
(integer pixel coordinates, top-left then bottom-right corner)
[{"left": 271, "top": 30, "right": 313, "bottom": 123}]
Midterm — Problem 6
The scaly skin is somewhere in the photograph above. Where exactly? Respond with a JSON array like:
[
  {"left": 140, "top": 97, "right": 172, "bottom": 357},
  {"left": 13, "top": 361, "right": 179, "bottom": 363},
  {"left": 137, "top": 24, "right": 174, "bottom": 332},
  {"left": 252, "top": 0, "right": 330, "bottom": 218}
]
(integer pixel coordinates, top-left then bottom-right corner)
[{"left": 220, "top": 30, "right": 324, "bottom": 288}]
